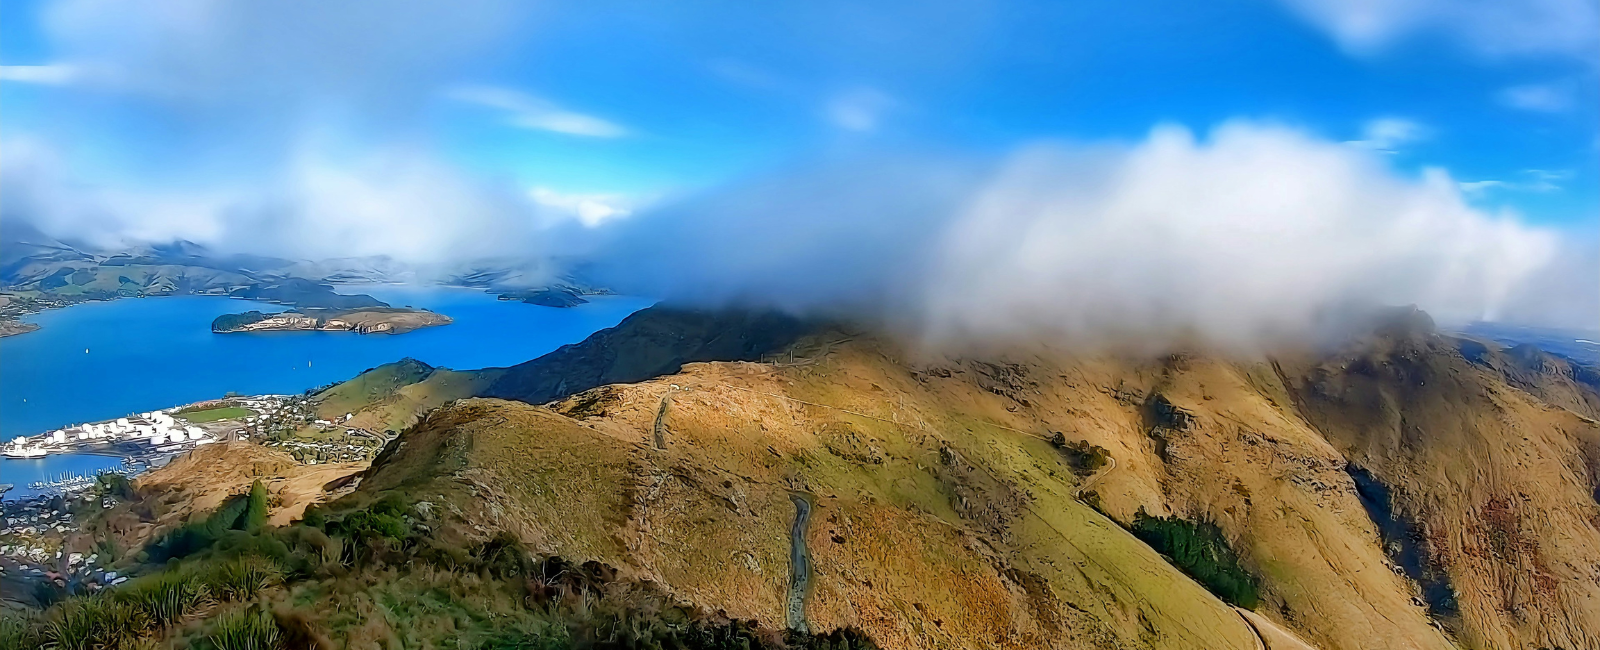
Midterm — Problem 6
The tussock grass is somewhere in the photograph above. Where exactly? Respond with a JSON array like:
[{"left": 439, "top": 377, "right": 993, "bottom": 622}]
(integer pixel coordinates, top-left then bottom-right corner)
[
  {"left": 0, "top": 614, "right": 41, "bottom": 650},
  {"left": 114, "top": 570, "right": 212, "bottom": 629},
  {"left": 205, "top": 609, "right": 283, "bottom": 650},
  {"left": 41, "top": 596, "right": 150, "bottom": 650},
  {"left": 199, "top": 556, "right": 285, "bottom": 602}
]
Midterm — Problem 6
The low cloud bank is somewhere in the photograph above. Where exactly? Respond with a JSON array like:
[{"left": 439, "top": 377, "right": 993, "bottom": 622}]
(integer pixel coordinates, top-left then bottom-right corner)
[
  {"left": 603, "top": 122, "right": 1583, "bottom": 348},
  {"left": 1, "top": 139, "right": 572, "bottom": 266},
  {"left": 6, "top": 120, "right": 1586, "bottom": 348}
]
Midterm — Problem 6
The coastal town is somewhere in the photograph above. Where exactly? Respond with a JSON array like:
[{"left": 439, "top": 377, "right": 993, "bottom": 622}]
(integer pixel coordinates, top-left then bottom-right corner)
[
  {"left": 4, "top": 394, "right": 389, "bottom": 471},
  {"left": 0, "top": 390, "right": 396, "bottom": 601}
]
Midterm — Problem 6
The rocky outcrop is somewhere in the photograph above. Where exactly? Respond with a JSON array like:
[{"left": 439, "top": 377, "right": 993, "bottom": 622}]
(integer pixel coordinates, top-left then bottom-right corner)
[{"left": 0, "top": 318, "right": 40, "bottom": 338}]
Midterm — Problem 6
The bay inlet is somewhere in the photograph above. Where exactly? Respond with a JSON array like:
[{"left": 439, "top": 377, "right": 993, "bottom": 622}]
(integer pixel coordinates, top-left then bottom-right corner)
[{"left": 0, "top": 286, "right": 653, "bottom": 494}]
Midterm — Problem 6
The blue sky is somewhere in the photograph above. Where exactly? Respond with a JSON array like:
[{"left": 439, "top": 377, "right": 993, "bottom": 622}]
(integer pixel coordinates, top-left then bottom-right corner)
[
  {"left": 0, "top": 1, "right": 1596, "bottom": 332},
  {"left": 3, "top": 0, "right": 1595, "bottom": 223}
]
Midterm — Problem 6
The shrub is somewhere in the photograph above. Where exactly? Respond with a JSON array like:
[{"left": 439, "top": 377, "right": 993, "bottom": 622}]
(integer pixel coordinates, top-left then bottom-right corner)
[
  {"left": 299, "top": 506, "right": 326, "bottom": 529},
  {"left": 1130, "top": 510, "right": 1259, "bottom": 608},
  {"left": 245, "top": 480, "right": 269, "bottom": 532},
  {"left": 94, "top": 534, "right": 123, "bottom": 565},
  {"left": 320, "top": 496, "right": 414, "bottom": 564},
  {"left": 1048, "top": 433, "right": 1110, "bottom": 475},
  {"left": 146, "top": 494, "right": 255, "bottom": 562},
  {"left": 473, "top": 532, "right": 530, "bottom": 579},
  {"left": 96, "top": 473, "right": 137, "bottom": 500}
]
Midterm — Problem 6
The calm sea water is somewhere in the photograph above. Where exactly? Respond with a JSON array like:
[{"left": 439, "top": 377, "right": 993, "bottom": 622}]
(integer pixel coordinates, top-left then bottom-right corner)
[
  {"left": 0, "top": 285, "right": 651, "bottom": 444},
  {"left": 2, "top": 453, "right": 128, "bottom": 501}
]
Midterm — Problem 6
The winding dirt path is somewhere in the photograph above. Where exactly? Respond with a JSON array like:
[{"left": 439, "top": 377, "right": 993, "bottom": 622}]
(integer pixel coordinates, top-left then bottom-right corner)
[
  {"left": 786, "top": 491, "right": 815, "bottom": 632},
  {"left": 1074, "top": 455, "right": 1118, "bottom": 500}
]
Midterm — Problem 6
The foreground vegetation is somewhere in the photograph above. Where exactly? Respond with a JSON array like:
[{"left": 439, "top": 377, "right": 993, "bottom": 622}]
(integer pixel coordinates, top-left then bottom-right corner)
[{"left": 2, "top": 483, "right": 878, "bottom": 650}]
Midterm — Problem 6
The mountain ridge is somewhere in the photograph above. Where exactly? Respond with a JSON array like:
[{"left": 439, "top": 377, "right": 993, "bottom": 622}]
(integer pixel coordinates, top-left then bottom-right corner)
[{"left": 20, "top": 305, "right": 1600, "bottom": 650}]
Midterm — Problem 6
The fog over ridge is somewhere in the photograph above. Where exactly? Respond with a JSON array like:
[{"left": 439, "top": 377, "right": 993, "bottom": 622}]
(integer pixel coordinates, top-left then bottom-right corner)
[
  {"left": 603, "top": 121, "right": 1583, "bottom": 347},
  {"left": 4, "top": 118, "right": 1589, "bottom": 345}
]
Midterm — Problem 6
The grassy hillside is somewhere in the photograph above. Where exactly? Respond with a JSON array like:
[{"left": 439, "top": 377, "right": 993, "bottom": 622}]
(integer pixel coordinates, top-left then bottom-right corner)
[
  {"left": 312, "top": 357, "right": 496, "bottom": 435},
  {"left": 440, "top": 306, "right": 1600, "bottom": 650},
  {"left": 16, "top": 307, "right": 1600, "bottom": 650},
  {"left": 1280, "top": 322, "right": 1600, "bottom": 650}
]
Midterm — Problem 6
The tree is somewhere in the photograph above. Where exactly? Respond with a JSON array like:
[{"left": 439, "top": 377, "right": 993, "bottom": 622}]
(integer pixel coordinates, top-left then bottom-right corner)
[{"left": 245, "top": 480, "right": 269, "bottom": 531}]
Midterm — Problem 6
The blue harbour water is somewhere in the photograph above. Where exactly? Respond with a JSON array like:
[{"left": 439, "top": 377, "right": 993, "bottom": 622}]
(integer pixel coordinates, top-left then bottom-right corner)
[{"left": 0, "top": 286, "right": 653, "bottom": 497}]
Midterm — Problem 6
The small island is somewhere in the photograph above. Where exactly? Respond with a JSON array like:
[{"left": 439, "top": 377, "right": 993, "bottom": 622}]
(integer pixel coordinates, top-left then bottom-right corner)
[
  {"left": 495, "top": 285, "right": 610, "bottom": 308},
  {"left": 211, "top": 307, "right": 452, "bottom": 335}
]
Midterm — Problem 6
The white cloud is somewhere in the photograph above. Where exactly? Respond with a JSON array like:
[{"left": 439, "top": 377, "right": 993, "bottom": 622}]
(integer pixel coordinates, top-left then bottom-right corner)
[
  {"left": 1277, "top": 0, "right": 1600, "bottom": 59},
  {"left": 1457, "top": 180, "right": 1507, "bottom": 195},
  {"left": 2, "top": 136, "right": 551, "bottom": 265},
  {"left": 0, "top": 64, "right": 81, "bottom": 85},
  {"left": 2, "top": 136, "right": 223, "bottom": 246},
  {"left": 38, "top": 0, "right": 525, "bottom": 103},
  {"left": 528, "top": 188, "right": 634, "bottom": 227},
  {"left": 1347, "top": 116, "right": 1428, "bottom": 152},
  {"left": 1521, "top": 169, "right": 1572, "bottom": 190},
  {"left": 1499, "top": 83, "right": 1576, "bottom": 112},
  {"left": 609, "top": 121, "right": 1575, "bottom": 346},
  {"left": 920, "top": 123, "right": 1557, "bottom": 346},
  {"left": 1460, "top": 169, "right": 1571, "bottom": 195},
  {"left": 826, "top": 87, "right": 897, "bottom": 132},
  {"left": 448, "top": 85, "right": 627, "bottom": 138}
]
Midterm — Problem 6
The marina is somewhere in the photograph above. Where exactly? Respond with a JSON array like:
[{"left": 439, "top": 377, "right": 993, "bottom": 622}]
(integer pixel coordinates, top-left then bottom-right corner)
[{"left": 0, "top": 394, "right": 302, "bottom": 501}]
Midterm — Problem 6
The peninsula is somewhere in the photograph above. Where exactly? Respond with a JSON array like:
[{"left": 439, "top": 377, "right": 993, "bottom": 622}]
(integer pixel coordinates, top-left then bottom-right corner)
[{"left": 210, "top": 307, "right": 451, "bottom": 335}]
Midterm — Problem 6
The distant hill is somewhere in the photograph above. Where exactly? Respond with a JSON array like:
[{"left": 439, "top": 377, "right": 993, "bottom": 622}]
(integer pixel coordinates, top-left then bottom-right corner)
[
  {"left": 0, "top": 231, "right": 614, "bottom": 336},
  {"left": 1455, "top": 321, "right": 1600, "bottom": 366},
  {"left": 0, "top": 232, "right": 396, "bottom": 312},
  {"left": 480, "top": 306, "right": 814, "bottom": 403}
]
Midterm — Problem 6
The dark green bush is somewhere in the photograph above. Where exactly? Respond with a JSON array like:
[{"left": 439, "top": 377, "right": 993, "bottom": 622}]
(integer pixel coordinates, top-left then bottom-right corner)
[
  {"left": 96, "top": 472, "right": 137, "bottom": 500},
  {"left": 1130, "top": 510, "right": 1259, "bottom": 608},
  {"left": 319, "top": 495, "right": 416, "bottom": 565},
  {"left": 146, "top": 493, "right": 255, "bottom": 562},
  {"left": 245, "top": 480, "right": 269, "bottom": 532},
  {"left": 1048, "top": 433, "right": 1110, "bottom": 475}
]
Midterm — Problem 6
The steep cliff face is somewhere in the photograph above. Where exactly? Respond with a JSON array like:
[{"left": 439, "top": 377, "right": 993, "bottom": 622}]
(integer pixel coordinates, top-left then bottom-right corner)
[{"left": 1279, "top": 329, "right": 1600, "bottom": 650}]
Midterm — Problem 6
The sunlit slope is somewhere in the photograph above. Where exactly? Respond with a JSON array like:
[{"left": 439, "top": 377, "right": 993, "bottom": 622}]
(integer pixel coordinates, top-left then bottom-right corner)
[
  {"left": 315, "top": 306, "right": 1600, "bottom": 650},
  {"left": 352, "top": 351, "right": 1267, "bottom": 649},
  {"left": 313, "top": 357, "right": 498, "bottom": 434},
  {"left": 1282, "top": 323, "right": 1600, "bottom": 650}
]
